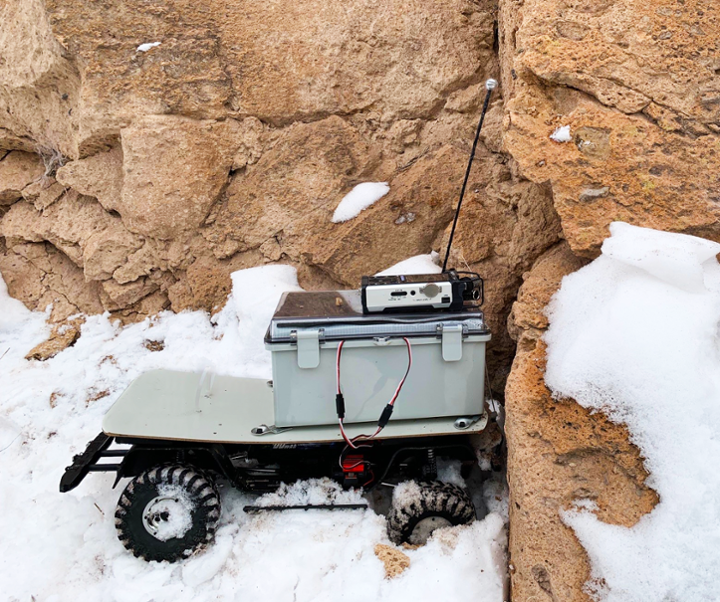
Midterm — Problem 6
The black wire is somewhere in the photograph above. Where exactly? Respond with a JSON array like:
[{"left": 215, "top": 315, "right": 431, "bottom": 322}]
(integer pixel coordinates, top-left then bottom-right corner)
[{"left": 442, "top": 85, "right": 496, "bottom": 273}]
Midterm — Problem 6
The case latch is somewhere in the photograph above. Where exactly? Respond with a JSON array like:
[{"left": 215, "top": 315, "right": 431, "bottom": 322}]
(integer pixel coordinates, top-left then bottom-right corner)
[
  {"left": 296, "top": 329, "right": 321, "bottom": 369},
  {"left": 441, "top": 324, "right": 463, "bottom": 361}
]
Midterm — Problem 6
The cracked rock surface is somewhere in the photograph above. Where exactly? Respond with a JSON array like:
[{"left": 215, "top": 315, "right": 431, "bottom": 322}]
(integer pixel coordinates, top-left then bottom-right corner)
[
  {"left": 0, "top": 0, "right": 557, "bottom": 387},
  {"left": 499, "top": 1, "right": 719, "bottom": 598},
  {"left": 2, "top": 0, "right": 719, "bottom": 598},
  {"left": 500, "top": 0, "right": 720, "bottom": 256}
]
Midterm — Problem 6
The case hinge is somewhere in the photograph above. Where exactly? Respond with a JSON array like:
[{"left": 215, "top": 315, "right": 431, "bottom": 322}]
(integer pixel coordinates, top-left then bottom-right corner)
[
  {"left": 295, "top": 329, "right": 321, "bottom": 369},
  {"left": 441, "top": 324, "right": 464, "bottom": 361}
]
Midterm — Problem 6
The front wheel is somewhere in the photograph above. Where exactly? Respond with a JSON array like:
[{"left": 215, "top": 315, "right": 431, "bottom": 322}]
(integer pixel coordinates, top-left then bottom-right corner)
[
  {"left": 386, "top": 480, "right": 475, "bottom": 545},
  {"left": 115, "top": 465, "right": 221, "bottom": 562}
]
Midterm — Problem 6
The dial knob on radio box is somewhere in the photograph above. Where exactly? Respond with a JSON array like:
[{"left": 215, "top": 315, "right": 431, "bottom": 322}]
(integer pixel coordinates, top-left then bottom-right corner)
[{"left": 421, "top": 284, "right": 440, "bottom": 298}]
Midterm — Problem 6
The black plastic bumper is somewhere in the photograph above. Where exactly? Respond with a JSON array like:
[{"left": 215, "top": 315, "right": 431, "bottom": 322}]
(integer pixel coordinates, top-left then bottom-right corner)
[{"left": 59, "top": 432, "right": 125, "bottom": 492}]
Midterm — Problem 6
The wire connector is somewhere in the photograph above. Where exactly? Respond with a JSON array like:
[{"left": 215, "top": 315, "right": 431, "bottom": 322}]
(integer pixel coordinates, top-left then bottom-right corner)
[
  {"left": 336, "top": 393, "right": 345, "bottom": 420},
  {"left": 378, "top": 404, "right": 394, "bottom": 429}
]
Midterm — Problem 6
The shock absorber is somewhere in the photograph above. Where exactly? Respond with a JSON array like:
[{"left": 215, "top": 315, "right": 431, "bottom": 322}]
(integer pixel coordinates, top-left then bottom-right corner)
[{"left": 423, "top": 448, "right": 437, "bottom": 480}]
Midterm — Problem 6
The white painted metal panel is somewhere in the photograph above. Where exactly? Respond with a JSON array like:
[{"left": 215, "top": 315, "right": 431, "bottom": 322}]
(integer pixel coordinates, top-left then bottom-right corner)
[{"left": 102, "top": 370, "right": 488, "bottom": 444}]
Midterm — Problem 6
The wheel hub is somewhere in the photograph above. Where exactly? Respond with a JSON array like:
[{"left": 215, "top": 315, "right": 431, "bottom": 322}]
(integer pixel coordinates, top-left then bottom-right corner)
[
  {"left": 409, "top": 516, "right": 452, "bottom": 545},
  {"left": 142, "top": 495, "right": 193, "bottom": 542}
]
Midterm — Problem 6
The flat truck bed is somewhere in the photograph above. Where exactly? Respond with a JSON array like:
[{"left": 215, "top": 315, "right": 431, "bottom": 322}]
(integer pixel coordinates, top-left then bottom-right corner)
[{"left": 103, "top": 369, "right": 488, "bottom": 445}]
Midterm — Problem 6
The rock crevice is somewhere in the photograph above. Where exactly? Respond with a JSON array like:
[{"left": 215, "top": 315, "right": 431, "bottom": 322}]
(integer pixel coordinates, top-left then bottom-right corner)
[
  {"left": 1, "top": 0, "right": 555, "bottom": 384},
  {"left": 2, "top": 2, "right": 718, "bottom": 598}
]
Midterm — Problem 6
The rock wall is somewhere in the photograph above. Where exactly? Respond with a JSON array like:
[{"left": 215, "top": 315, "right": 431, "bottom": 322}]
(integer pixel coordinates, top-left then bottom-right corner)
[
  {"left": 500, "top": 0, "right": 720, "bottom": 255},
  {"left": 505, "top": 244, "right": 659, "bottom": 601},
  {"left": 3, "top": 0, "right": 720, "bottom": 598},
  {"left": 500, "top": 0, "right": 720, "bottom": 599},
  {"left": 0, "top": 0, "right": 562, "bottom": 387}
]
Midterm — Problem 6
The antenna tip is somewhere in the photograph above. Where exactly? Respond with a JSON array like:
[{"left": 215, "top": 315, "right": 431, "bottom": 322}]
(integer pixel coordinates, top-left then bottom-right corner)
[{"left": 485, "top": 78, "right": 498, "bottom": 90}]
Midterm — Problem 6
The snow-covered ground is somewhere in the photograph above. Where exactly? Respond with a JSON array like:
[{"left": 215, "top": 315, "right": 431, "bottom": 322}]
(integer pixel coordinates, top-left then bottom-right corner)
[
  {"left": 0, "top": 258, "right": 506, "bottom": 602},
  {"left": 545, "top": 223, "right": 720, "bottom": 602}
]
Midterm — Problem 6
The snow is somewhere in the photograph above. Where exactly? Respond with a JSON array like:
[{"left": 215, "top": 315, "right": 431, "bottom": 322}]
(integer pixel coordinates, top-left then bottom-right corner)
[
  {"left": 0, "top": 262, "right": 506, "bottom": 602},
  {"left": 136, "top": 42, "right": 161, "bottom": 52},
  {"left": 376, "top": 252, "right": 441, "bottom": 276},
  {"left": 229, "top": 264, "right": 302, "bottom": 378},
  {"left": 550, "top": 125, "right": 572, "bottom": 143},
  {"left": 436, "top": 459, "right": 465, "bottom": 488},
  {"left": 0, "top": 271, "right": 37, "bottom": 332},
  {"left": 254, "top": 478, "right": 364, "bottom": 507},
  {"left": 544, "top": 222, "right": 720, "bottom": 602},
  {"left": 150, "top": 484, "right": 197, "bottom": 541},
  {"left": 332, "top": 182, "right": 389, "bottom": 223},
  {"left": 392, "top": 480, "right": 424, "bottom": 507}
]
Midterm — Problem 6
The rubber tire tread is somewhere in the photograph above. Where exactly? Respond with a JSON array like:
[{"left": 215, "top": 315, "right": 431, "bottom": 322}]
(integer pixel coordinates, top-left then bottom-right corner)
[
  {"left": 386, "top": 480, "right": 475, "bottom": 545},
  {"left": 115, "top": 464, "right": 220, "bottom": 562}
]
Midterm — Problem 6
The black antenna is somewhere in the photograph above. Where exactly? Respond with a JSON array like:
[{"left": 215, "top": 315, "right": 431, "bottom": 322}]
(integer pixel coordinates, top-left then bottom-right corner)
[{"left": 442, "top": 78, "right": 498, "bottom": 273}]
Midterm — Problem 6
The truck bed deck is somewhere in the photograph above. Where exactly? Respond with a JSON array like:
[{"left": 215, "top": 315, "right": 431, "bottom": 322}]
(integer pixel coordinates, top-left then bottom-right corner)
[{"left": 102, "top": 369, "right": 488, "bottom": 444}]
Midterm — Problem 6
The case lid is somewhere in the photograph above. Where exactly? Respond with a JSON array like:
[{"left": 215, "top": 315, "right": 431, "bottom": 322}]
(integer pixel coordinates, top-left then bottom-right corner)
[{"left": 265, "top": 290, "right": 489, "bottom": 344}]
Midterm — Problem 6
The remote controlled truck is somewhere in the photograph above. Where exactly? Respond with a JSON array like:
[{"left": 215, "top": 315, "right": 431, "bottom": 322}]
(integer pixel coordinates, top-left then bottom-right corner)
[
  {"left": 59, "top": 287, "right": 498, "bottom": 562},
  {"left": 60, "top": 78, "right": 501, "bottom": 563}
]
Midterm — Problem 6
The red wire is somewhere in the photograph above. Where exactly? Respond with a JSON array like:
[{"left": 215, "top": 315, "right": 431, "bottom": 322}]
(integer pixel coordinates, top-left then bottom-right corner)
[{"left": 336, "top": 337, "right": 412, "bottom": 449}]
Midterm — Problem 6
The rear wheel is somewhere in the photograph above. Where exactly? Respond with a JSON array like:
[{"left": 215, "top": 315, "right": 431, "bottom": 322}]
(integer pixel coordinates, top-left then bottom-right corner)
[
  {"left": 115, "top": 465, "right": 220, "bottom": 562},
  {"left": 386, "top": 480, "right": 475, "bottom": 545}
]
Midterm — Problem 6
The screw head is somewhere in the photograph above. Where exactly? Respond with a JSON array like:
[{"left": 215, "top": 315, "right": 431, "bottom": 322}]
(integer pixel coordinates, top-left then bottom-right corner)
[{"left": 486, "top": 78, "right": 498, "bottom": 90}]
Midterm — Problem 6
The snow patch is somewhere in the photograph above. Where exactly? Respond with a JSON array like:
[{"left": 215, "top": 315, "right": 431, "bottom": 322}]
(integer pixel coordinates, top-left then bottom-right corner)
[
  {"left": 436, "top": 459, "right": 465, "bottom": 487},
  {"left": 0, "top": 272, "right": 34, "bottom": 332},
  {"left": 0, "top": 263, "right": 508, "bottom": 602},
  {"left": 229, "top": 264, "right": 302, "bottom": 378},
  {"left": 602, "top": 222, "right": 720, "bottom": 293},
  {"left": 136, "top": 42, "right": 161, "bottom": 52},
  {"left": 376, "top": 252, "right": 441, "bottom": 276},
  {"left": 254, "top": 478, "right": 364, "bottom": 508},
  {"left": 332, "top": 182, "right": 389, "bottom": 223},
  {"left": 482, "top": 480, "right": 509, "bottom": 522},
  {"left": 0, "top": 415, "right": 21, "bottom": 452},
  {"left": 545, "top": 221, "right": 720, "bottom": 602},
  {"left": 392, "top": 480, "right": 424, "bottom": 508},
  {"left": 383, "top": 514, "right": 507, "bottom": 601},
  {"left": 550, "top": 125, "right": 572, "bottom": 143},
  {"left": 148, "top": 484, "right": 196, "bottom": 542}
]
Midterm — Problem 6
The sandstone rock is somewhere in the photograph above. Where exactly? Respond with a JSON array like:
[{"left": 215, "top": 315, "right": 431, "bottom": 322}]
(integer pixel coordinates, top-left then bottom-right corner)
[
  {"left": 1, "top": 193, "right": 144, "bottom": 281},
  {"left": 374, "top": 544, "right": 410, "bottom": 579},
  {"left": 99, "top": 277, "right": 159, "bottom": 311},
  {"left": 220, "top": 0, "right": 494, "bottom": 125},
  {"left": 56, "top": 146, "right": 123, "bottom": 213},
  {"left": 507, "top": 243, "right": 587, "bottom": 340},
  {"left": 166, "top": 254, "right": 232, "bottom": 314},
  {"left": 0, "top": 0, "right": 81, "bottom": 158},
  {"left": 44, "top": 0, "right": 233, "bottom": 156},
  {"left": 25, "top": 317, "right": 84, "bottom": 360},
  {"left": 504, "top": 243, "right": 658, "bottom": 602},
  {"left": 206, "top": 116, "right": 379, "bottom": 260},
  {"left": 22, "top": 179, "right": 67, "bottom": 211},
  {"left": 0, "top": 151, "right": 45, "bottom": 205},
  {"left": 119, "top": 116, "right": 241, "bottom": 240},
  {"left": 230, "top": 118, "right": 265, "bottom": 171},
  {"left": 5, "top": 0, "right": 497, "bottom": 155},
  {"left": 306, "top": 144, "right": 463, "bottom": 284},
  {"left": 111, "top": 239, "right": 170, "bottom": 285},
  {"left": 500, "top": 0, "right": 720, "bottom": 257},
  {"left": 504, "top": 87, "right": 720, "bottom": 256},
  {"left": 512, "top": 0, "right": 720, "bottom": 123},
  {"left": 0, "top": 242, "right": 104, "bottom": 321},
  {"left": 435, "top": 159, "right": 562, "bottom": 390},
  {"left": 0, "top": 0, "right": 508, "bottom": 334}
]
